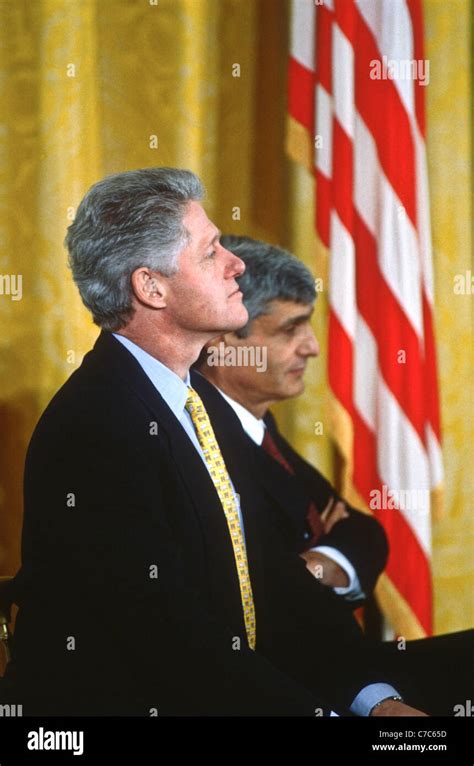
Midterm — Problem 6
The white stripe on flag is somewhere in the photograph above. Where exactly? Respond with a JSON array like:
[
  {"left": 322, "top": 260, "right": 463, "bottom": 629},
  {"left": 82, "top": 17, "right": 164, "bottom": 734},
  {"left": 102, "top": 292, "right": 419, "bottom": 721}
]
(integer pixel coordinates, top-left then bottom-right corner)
[
  {"left": 329, "top": 210, "right": 357, "bottom": 339},
  {"left": 354, "top": 315, "right": 378, "bottom": 431},
  {"left": 315, "top": 84, "right": 333, "bottom": 176},
  {"left": 332, "top": 23, "right": 355, "bottom": 139},
  {"left": 290, "top": 0, "right": 315, "bottom": 70}
]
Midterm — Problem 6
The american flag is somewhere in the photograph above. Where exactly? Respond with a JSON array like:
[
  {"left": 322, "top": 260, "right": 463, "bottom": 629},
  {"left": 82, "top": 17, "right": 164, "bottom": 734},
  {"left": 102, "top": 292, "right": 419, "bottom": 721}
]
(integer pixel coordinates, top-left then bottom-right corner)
[{"left": 287, "top": 0, "right": 443, "bottom": 637}]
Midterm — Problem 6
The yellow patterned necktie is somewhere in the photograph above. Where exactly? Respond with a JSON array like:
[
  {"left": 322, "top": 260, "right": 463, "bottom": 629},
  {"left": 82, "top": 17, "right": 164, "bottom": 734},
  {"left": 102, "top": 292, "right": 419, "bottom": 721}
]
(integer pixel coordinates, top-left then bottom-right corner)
[{"left": 185, "top": 386, "right": 256, "bottom": 650}]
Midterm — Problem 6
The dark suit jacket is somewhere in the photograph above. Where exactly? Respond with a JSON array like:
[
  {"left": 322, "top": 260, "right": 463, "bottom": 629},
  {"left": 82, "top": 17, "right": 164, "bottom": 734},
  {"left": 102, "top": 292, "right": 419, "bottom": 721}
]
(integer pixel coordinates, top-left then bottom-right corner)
[
  {"left": 261, "top": 410, "right": 388, "bottom": 597},
  {"left": 191, "top": 377, "right": 387, "bottom": 599},
  {"left": 7, "top": 332, "right": 391, "bottom": 716}
]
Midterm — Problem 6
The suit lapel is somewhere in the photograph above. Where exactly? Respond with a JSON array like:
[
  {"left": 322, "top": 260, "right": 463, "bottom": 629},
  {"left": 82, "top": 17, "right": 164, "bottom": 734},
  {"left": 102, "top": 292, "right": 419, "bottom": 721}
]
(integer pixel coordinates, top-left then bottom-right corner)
[
  {"left": 265, "top": 412, "right": 333, "bottom": 512},
  {"left": 243, "top": 415, "right": 311, "bottom": 529}
]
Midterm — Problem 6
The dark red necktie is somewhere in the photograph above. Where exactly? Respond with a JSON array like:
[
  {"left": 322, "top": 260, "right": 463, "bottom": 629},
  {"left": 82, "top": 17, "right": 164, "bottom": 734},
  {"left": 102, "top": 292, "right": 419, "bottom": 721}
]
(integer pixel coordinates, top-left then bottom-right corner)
[{"left": 261, "top": 428, "right": 324, "bottom": 547}]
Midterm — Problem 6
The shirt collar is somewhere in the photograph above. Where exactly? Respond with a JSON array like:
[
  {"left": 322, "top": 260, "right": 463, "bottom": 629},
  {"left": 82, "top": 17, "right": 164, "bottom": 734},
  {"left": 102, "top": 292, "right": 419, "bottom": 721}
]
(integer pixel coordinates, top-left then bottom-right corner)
[
  {"left": 112, "top": 333, "right": 191, "bottom": 415},
  {"left": 215, "top": 387, "right": 266, "bottom": 446}
]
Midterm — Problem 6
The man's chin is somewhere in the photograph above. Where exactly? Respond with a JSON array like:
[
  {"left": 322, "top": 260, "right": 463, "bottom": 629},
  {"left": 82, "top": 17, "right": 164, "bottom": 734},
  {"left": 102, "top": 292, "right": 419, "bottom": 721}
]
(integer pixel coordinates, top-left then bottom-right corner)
[
  {"left": 221, "top": 306, "right": 249, "bottom": 332},
  {"left": 286, "top": 378, "right": 305, "bottom": 398}
]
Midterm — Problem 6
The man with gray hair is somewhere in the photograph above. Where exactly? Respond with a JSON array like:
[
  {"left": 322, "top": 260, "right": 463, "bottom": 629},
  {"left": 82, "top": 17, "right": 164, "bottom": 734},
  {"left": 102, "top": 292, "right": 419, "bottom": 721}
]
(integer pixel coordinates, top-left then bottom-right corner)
[
  {"left": 3, "top": 169, "right": 294, "bottom": 713},
  {"left": 5, "top": 167, "right": 392, "bottom": 717},
  {"left": 196, "top": 235, "right": 388, "bottom": 601}
]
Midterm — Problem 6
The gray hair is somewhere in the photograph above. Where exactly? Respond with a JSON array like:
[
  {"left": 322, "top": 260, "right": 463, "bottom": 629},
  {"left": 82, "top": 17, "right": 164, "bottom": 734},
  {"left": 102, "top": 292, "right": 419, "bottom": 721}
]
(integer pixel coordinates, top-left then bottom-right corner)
[
  {"left": 220, "top": 235, "right": 317, "bottom": 338},
  {"left": 65, "top": 167, "right": 204, "bottom": 331}
]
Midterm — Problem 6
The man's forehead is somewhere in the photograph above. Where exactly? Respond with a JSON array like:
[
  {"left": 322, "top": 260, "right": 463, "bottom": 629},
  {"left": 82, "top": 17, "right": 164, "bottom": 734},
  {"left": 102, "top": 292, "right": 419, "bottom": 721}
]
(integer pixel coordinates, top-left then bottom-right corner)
[
  {"left": 248, "top": 300, "right": 315, "bottom": 336},
  {"left": 267, "top": 299, "right": 314, "bottom": 320},
  {"left": 184, "top": 202, "right": 219, "bottom": 243}
]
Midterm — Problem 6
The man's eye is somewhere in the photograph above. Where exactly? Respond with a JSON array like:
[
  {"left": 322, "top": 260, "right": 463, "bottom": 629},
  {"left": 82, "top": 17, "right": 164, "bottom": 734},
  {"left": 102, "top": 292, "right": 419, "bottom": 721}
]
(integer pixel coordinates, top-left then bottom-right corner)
[{"left": 207, "top": 250, "right": 216, "bottom": 259}]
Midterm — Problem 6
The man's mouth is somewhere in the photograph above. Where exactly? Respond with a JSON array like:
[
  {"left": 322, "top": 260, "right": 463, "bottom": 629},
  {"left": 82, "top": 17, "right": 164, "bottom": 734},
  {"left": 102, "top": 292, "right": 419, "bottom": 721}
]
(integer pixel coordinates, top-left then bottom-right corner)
[{"left": 229, "top": 288, "right": 243, "bottom": 299}]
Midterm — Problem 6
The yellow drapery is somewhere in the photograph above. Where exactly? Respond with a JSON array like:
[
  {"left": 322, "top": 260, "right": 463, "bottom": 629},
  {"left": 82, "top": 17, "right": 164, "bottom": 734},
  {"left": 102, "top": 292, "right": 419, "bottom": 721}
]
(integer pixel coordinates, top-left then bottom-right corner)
[{"left": 0, "top": 0, "right": 472, "bottom": 635}]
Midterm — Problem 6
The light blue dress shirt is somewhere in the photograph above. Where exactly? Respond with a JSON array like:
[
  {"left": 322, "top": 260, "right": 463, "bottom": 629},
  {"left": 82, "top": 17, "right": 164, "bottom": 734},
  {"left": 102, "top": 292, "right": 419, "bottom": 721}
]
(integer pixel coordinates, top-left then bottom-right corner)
[
  {"left": 112, "top": 333, "right": 246, "bottom": 541},
  {"left": 112, "top": 332, "right": 400, "bottom": 716}
]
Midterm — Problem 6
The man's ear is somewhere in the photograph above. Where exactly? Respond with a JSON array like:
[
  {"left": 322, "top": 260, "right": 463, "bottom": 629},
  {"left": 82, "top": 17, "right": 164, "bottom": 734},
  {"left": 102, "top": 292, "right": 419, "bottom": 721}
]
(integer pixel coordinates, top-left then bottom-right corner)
[{"left": 130, "top": 267, "right": 167, "bottom": 309}]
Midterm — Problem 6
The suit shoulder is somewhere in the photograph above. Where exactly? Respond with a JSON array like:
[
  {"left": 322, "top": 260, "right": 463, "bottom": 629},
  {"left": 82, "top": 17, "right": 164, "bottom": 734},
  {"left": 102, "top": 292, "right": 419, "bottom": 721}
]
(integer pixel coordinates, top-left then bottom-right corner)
[{"left": 27, "top": 352, "right": 163, "bottom": 468}]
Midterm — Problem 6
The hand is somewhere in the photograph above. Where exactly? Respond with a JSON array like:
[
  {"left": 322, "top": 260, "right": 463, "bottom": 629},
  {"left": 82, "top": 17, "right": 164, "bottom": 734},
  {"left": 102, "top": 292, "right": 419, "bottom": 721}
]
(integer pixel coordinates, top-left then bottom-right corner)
[
  {"left": 370, "top": 700, "right": 428, "bottom": 717},
  {"left": 320, "top": 497, "right": 349, "bottom": 535},
  {"left": 299, "top": 550, "right": 350, "bottom": 588}
]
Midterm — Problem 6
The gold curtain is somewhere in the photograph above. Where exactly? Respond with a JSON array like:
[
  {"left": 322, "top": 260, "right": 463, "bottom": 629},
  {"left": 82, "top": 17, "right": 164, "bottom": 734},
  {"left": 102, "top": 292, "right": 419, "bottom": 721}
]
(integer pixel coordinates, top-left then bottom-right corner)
[{"left": 0, "top": 0, "right": 471, "bottom": 635}]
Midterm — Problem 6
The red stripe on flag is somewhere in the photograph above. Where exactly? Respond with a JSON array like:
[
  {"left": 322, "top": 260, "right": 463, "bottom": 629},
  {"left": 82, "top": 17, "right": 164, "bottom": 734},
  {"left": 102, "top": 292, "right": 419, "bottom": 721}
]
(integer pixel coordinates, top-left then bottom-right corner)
[
  {"left": 316, "top": 4, "right": 334, "bottom": 93},
  {"left": 332, "top": 120, "right": 353, "bottom": 234},
  {"left": 406, "top": 0, "right": 426, "bottom": 138},
  {"left": 314, "top": 1, "right": 334, "bottom": 248},
  {"left": 288, "top": 56, "right": 314, "bottom": 131},
  {"left": 333, "top": 0, "right": 356, "bottom": 42}
]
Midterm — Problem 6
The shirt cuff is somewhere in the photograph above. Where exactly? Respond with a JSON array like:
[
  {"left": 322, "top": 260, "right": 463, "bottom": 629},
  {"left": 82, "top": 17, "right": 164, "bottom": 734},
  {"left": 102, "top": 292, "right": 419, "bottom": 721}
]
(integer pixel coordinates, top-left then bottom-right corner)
[
  {"left": 311, "top": 545, "right": 365, "bottom": 601},
  {"left": 350, "top": 684, "right": 401, "bottom": 717}
]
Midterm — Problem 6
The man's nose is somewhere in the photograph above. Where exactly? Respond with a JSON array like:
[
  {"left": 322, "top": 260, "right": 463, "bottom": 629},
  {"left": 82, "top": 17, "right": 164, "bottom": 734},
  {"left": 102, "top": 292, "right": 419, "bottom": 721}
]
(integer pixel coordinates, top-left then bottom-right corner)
[
  {"left": 223, "top": 248, "right": 245, "bottom": 278},
  {"left": 300, "top": 329, "right": 320, "bottom": 358}
]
